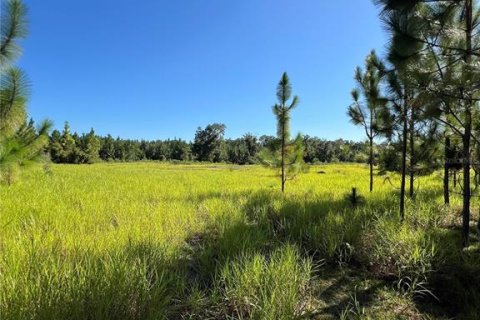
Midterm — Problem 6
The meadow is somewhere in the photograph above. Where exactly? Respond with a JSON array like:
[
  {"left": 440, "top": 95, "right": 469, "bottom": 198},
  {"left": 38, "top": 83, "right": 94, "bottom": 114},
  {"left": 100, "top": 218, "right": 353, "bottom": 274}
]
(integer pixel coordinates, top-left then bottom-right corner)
[{"left": 1, "top": 162, "right": 479, "bottom": 319}]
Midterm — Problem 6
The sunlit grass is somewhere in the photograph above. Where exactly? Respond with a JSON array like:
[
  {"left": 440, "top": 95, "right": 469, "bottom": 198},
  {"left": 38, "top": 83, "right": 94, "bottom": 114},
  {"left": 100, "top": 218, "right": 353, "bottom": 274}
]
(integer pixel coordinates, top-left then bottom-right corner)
[{"left": 0, "top": 162, "right": 478, "bottom": 319}]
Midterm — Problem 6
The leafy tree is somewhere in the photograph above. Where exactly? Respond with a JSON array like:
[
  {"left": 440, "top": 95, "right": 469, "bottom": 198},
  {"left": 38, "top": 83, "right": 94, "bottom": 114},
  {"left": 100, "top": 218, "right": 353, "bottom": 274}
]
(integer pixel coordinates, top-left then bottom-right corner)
[
  {"left": 225, "top": 134, "right": 259, "bottom": 165},
  {"left": 122, "top": 140, "right": 143, "bottom": 161},
  {"left": 192, "top": 123, "right": 226, "bottom": 162},
  {"left": 347, "top": 51, "right": 389, "bottom": 192},
  {"left": 301, "top": 136, "right": 370, "bottom": 164},
  {"left": 242, "top": 133, "right": 259, "bottom": 162},
  {"left": 0, "top": 0, "right": 51, "bottom": 184},
  {"left": 259, "top": 72, "right": 306, "bottom": 192},
  {"left": 168, "top": 139, "right": 192, "bottom": 161},
  {"left": 259, "top": 135, "right": 277, "bottom": 151},
  {"left": 226, "top": 138, "right": 250, "bottom": 164},
  {"left": 302, "top": 135, "right": 321, "bottom": 163}
]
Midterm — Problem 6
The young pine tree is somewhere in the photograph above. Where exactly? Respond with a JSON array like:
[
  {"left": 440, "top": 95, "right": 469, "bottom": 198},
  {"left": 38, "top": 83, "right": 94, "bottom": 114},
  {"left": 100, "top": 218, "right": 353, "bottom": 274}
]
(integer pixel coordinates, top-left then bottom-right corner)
[
  {"left": 347, "top": 51, "right": 388, "bottom": 192},
  {"left": 259, "top": 72, "right": 306, "bottom": 192}
]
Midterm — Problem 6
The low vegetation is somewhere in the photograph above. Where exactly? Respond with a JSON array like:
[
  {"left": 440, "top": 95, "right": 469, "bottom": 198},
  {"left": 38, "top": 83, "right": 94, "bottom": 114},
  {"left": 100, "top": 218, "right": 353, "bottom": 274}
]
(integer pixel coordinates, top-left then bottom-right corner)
[{"left": 1, "top": 163, "right": 479, "bottom": 319}]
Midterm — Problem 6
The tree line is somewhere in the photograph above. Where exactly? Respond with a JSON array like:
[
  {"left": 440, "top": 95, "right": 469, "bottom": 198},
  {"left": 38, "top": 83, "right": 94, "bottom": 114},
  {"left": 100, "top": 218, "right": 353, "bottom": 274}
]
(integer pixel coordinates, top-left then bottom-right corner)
[{"left": 46, "top": 121, "right": 375, "bottom": 165}]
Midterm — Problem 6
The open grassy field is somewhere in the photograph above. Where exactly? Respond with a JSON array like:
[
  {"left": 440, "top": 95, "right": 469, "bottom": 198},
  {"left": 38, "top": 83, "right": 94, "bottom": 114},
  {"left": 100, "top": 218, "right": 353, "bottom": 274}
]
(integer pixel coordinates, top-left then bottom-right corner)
[{"left": 1, "top": 163, "right": 480, "bottom": 319}]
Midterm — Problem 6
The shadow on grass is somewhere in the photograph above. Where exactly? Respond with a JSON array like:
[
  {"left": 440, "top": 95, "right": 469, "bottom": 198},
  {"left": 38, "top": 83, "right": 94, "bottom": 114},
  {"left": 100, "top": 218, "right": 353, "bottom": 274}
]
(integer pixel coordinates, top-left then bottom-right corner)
[
  {"left": 420, "top": 228, "right": 480, "bottom": 319},
  {"left": 124, "top": 189, "right": 480, "bottom": 318},
  {"left": 5, "top": 187, "right": 480, "bottom": 319},
  {"left": 182, "top": 188, "right": 480, "bottom": 319},
  {"left": 175, "top": 189, "right": 398, "bottom": 318},
  {"left": 312, "top": 272, "right": 385, "bottom": 317}
]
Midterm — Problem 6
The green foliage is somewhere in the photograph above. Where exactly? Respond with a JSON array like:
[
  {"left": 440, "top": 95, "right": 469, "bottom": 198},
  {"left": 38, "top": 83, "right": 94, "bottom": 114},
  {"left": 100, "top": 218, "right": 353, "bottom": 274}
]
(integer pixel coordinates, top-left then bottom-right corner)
[
  {"left": 99, "top": 134, "right": 116, "bottom": 161},
  {"left": 259, "top": 133, "right": 307, "bottom": 175},
  {"left": 0, "top": 68, "right": 28, "bottom": 137},
  {"left": 49, "top": 127, "right": 377, "bottom": 166},
  {"left": 192, "top": 123, "right": 227, "bottom": 162},
  {"left": 0, "top": 0, "right": 28, "bottom": 67},
  {"left": 79, "top": 129, "right": 101, "bottom": 163},
  {"left": 0, "top": 0, "right": 51, "bottom": 184},
  {"left": 348, "top": 51, "right": 392, "bottom": 192},
  {"left": 260, "top": 73, "right": 307, "bottom": 191},
  {"left": 377, "top": 0, "right": 480, "bottom": 243},
  {"left": 347, "top": 51, "right": 388, "bottom": 140},
  {"left": 378, "top": 143, "right": 401, "bottom": 172},
  {"left": 225, "top": 134, "right": 259, "bottom": 164},
  {"left": 49, "top": 123, "right": 100, "bottom": 164}
]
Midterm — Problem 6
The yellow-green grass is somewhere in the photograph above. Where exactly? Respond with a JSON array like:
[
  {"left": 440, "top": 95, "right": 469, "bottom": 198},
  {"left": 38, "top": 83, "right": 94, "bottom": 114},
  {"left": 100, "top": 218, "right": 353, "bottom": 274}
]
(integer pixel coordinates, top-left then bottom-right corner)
[{"left": 0, "top": 163, "right": 479, "bottom": 319}]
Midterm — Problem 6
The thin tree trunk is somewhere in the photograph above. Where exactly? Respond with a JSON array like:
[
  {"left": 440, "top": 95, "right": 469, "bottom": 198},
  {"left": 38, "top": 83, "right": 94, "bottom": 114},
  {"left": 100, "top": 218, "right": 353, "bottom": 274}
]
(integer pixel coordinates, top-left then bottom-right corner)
[
  {"left": 444, "top": 136, "right": 450, "bottom": 205},
  {"left": 463, "top": 0, "right": 473, "bottom": 247},
  {"left": 281, "top": 119, "right": 285, "bottom": 193},
  {"left": 369, "top": 107, "right": 374, "bottom": 193},
  {"left": 369, "top": 137, "right": 373, "bottom": 192},
  {"left": 408, "top": 106, "right": 415, "bottom": 199},
  {"left": 400, "top": 103, "right": 408, "bottom": 222},
  {"left": 462, "top": 130, "right": 471, "bottom": 247}
]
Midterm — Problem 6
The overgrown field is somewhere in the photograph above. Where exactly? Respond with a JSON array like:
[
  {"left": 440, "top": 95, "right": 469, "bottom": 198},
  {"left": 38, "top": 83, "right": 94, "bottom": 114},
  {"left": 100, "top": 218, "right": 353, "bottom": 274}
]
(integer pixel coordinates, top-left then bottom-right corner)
[{"left": 1, "top": 163, "right": 480, "bottom": 319}]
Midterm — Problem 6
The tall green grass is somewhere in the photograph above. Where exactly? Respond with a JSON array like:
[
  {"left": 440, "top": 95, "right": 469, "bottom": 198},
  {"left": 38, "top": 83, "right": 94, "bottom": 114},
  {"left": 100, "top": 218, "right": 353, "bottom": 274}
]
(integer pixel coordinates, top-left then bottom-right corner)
[
  {"left": 219, "top": 245, "right": 312, "bottom": 320},
  {"left": 1, "top": 163, "right": 478, "bottom": 319}
]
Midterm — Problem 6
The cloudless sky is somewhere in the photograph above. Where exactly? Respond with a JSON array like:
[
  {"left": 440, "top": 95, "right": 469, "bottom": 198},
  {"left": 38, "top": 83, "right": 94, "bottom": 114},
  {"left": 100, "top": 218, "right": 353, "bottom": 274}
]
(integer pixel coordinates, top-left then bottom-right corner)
[{"left": 19, "top": 0, "right": 387, "bottom": 141}]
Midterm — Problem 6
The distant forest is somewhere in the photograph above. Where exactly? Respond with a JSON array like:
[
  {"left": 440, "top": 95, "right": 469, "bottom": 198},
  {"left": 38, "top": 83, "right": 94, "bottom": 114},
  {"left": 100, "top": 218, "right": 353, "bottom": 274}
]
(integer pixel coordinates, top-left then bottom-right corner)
[{"left": 47, "top": 121, "right": 386, "bottom": 166}]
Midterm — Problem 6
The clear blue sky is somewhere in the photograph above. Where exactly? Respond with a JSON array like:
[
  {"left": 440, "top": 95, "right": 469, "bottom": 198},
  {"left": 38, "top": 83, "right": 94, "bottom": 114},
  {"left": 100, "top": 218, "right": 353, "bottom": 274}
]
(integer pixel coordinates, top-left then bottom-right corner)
[{"left": 19, "top": 0, "right": 386, "bottom": 141}]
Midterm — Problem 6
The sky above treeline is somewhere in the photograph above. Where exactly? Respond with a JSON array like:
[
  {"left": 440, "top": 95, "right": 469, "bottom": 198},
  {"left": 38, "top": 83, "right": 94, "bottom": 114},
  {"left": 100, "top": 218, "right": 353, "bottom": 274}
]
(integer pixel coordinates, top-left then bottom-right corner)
[{"left": 20, "top": 0, "right": 387, "bottom": 141}]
